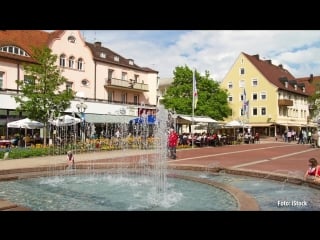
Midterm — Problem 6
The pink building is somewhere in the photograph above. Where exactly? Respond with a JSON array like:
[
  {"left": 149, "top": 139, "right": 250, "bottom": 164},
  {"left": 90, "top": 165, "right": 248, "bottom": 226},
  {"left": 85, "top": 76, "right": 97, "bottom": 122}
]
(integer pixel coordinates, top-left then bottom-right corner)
[{"left": 0, "top": 30, "right": 159, "bottom": 137}]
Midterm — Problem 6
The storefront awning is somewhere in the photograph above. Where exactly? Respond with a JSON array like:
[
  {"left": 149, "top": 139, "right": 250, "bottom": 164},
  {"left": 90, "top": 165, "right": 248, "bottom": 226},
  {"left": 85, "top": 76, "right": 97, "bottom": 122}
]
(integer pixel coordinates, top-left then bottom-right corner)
[
  {"left": 83, "top": 113, "right": 136, "bottom": 123},
  {"left": 177, "top": 115, "right": 217, "bottom": 124},
  {"left": 249, "top": 123, "right": 273, "bottom": 127}
]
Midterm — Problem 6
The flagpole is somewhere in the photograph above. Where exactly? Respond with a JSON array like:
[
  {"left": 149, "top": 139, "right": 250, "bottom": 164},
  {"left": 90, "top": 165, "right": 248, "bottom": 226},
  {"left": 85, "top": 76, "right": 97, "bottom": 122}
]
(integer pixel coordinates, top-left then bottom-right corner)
[{"left": 192, "top": 69, "right": 195, "bottom": 148}]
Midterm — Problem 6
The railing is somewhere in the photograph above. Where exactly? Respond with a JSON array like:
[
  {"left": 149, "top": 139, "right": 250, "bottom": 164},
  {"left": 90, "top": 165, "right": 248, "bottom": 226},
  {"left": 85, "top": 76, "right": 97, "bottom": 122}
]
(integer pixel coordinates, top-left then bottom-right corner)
[
  {"left": 104, "top": 78, "right": 149, "bottom": 91},
  {"left": 278, "top": 99, "right": 293, "bottom": 106}
]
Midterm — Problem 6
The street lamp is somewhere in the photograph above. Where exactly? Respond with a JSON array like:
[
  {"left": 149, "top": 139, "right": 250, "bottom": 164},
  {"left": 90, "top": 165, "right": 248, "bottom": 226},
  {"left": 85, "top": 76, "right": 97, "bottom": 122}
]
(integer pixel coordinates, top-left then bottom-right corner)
[{"left": 76, "top": 100, "right": 87, "bottom": 142}]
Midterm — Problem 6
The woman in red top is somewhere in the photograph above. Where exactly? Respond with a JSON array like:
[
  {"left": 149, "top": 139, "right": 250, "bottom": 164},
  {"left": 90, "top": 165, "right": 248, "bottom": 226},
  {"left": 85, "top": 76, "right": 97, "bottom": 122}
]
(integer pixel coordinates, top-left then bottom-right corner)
[{"left": 304, "top": 158, "right": 320, "bottom": 182}]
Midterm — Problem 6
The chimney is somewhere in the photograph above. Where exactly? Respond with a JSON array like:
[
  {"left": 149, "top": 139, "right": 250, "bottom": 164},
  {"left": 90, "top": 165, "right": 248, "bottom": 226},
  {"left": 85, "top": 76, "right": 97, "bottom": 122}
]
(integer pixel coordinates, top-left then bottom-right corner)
[
  {"left": 309, "top": 74, "right": 314, "bottom": 83},
  {"left": 253, "top": 54, "right": 259, "bottom": 60},
  {"left": 94, "top": 41, "right": 102, "bottom": 47},
  {"left": 265, "top": 59, "right": 272, "bottom": 64},
  {"left": 278, "top": 64, "right": 283, "bottom": 69}
]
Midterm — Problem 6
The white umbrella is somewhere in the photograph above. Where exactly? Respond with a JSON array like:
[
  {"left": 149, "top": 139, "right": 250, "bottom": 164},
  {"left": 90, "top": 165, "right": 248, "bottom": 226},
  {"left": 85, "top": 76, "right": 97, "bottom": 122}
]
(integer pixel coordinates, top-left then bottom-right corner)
[
  {"left": 49, "top": 115, "right": 81, "bottom": 126},
  {"left": 7, "top": 118, "right": 44, "bottom": 147},
  {"left": 7, "top": 118, "right": 44, "bottom": 129}
]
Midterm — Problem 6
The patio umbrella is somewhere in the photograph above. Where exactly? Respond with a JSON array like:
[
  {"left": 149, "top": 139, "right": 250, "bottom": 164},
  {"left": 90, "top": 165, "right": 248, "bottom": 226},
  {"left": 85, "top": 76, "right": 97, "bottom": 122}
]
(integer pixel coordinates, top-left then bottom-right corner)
[
  {"left": 7, "top": 118, "right": 44, "bottom": 147},
  {"left": 49, "top": 115, "right": 81, "bottom": 126},
  {"left": 7, "top": 118, "right": 44, "bottom": 129}
]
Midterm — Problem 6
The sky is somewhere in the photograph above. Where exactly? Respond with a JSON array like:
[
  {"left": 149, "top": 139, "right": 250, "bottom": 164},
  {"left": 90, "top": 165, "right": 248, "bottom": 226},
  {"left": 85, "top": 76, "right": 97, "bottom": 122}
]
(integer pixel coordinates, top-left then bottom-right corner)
[{"left": 78, "top": 30, "right": 320, "bottom": 82}]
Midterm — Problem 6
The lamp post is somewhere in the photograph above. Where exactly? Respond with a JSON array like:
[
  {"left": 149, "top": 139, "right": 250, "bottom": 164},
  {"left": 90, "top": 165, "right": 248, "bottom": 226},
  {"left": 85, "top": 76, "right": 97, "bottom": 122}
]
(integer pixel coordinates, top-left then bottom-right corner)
[{"left": 76, "top": 99, "right": 87, "bottom": 143}]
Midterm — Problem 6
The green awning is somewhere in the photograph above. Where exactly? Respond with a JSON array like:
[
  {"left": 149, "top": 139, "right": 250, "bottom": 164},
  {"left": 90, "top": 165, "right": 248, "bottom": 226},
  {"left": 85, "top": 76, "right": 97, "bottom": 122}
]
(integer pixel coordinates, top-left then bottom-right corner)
[{"left": 84, "top": 113, "right": 136, "bottom": 123}]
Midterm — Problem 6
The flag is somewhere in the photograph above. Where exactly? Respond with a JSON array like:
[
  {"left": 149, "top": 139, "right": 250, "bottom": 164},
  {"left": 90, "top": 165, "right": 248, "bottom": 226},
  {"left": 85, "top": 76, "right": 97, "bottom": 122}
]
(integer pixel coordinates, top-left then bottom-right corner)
[
  {"left": 244, "top": 100, "right": 249, "bottom": 115},
  {"left": 193, "top": 69, "right": 198, "bottom": 109},
  {"left": 243, "top": 88, "right": 246, "bottom": 101},
  {"left": 242, "top": 88, "right": 247, "bottom": 115}
]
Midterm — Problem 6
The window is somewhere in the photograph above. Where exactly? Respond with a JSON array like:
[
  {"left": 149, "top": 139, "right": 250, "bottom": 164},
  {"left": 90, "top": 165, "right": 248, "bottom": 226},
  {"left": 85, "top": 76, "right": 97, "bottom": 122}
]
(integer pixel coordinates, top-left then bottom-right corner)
[
  {"left": 68, "top": 56, "right": 75, "bottom": 68},
  {"left": 134, "top": 74, "right": 139, "bottom": 83},
  {"left": 253, "top": 108, "right": 258, "bottom": 116},
  {"left": 285, "top": 82, "right": 288, "bottom": 88},
  {"left": 77, "top": 58, "right": 84, "bottom": 70},
  {"left": 129, "top": 59, "right": 134, "bottom": 65},
  {"left": 66, "top": 82, "right": 73, "bottom": 91},
  {"left": 228, "top": 82, "right": 233, "bottom": 89},
  {"left": 252, "top": 79, "right": 258, "bottom": 86},
  {"left": 0, "top": 72, "right": 4, "bottom": 88},
  {"left": 68, "top": 35, "right": 76, "bottom": 43},
  {"left": 133, "top": 95, "right": 139, "bottom": 105},
  {"left": 100, "top": 52, "right": 106, "bottom": 58},
  {"left": 60, "top": 54, "right": 66, "bottom": 67},
  {"left": 253, "top": 93, "right": 258, "bottom": 101},
  {"left": 241, "top": 93, "right": 245, "bottom": 101},
  {"left": 108, "top": 69, "right": 114, "bottom": 81},
  {"left": 240, "top": 80, "right": 245, "bottom": 88},
  {"left": 228, "top": 95, "right": 233, "bottom": 102},
  {"left": 121, "top": 72, "right": 127, "bottom": 81},
  {"left": 108, "top": 91, "right": 113, "bottom": 102},
  {"left": 260, "top": 92, "right": 267, "bottom": 100},
  {"left": 261, "top": 107, "right": 266, "bottom": 116},
  {"left": 121, "top": 93, "right": 127, "bottom": 104},
  {"left": 24, "top": 75, "right": 34, "bottom": 85},
  {"left": 240, "top": 68, "right": 245, "bottom": 75},
  {"left": 114, "top": 56, "right": 119, "bottom": 62},
  {"left": 0, "top": 45, "right": 30, "bottom": 57},
  {"left": 81, "top": 79, "right": 89, "bottom": 86}
]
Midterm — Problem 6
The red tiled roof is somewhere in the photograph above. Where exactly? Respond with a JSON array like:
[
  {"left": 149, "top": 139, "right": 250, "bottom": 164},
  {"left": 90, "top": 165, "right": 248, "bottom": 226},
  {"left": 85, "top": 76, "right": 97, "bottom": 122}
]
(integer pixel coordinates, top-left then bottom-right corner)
[
  {"left": 0, "top": 30, "right": 50, "bottom": 63},
  {"left": 86, "top": 41, "right": 158, "bottom": 73},
  {"left": 296, "top": 75, "right": 320, "bottom": 95},
  {"left": 243, "top": 52, "right": 311, "bottom": 96}
]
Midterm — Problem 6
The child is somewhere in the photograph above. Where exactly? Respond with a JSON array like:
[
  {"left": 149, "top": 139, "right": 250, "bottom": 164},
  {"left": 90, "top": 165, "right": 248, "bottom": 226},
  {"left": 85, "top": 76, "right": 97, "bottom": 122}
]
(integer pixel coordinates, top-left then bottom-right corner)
[{"left": 66, "top": 150, "right": 75, "bottom": 169}]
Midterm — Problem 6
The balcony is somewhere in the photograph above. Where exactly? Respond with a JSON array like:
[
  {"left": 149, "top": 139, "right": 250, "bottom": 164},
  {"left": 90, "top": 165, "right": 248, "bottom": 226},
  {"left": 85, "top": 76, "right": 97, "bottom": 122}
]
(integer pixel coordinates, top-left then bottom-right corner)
[
  {"left": 104, "top": 78, "right": 149, "bottom": 92},
  {"left": 278, "top": 99, "right": 293, "bottom": 106}
]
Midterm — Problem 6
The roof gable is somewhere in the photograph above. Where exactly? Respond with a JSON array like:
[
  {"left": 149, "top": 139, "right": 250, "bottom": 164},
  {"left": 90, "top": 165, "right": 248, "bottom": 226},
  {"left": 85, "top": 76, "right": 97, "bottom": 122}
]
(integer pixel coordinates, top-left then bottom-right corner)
[{"left": 243, "top": 52, "right": 310, "bottom": 96}]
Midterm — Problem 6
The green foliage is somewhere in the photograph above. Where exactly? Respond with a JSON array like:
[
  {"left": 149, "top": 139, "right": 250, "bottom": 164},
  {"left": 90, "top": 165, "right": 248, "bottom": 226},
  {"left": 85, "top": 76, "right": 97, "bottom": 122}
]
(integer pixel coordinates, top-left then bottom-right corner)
[
  {"left": 14, "top": 46, "right": 75, "bottom": 123},
  {"left": 14, "top": 46, "right": 75, "bottom": 145},
  {"left": 162, "top": 65, "right": 232, "bottom": 120}
]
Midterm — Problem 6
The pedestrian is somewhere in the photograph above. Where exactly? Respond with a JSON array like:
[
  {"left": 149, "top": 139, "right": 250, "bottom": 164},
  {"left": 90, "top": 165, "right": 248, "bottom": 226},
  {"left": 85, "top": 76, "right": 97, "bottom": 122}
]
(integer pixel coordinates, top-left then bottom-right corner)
[
  {"left": 168, "top": 128, "right": 179, "bottom": 159},
  {"left": 66, "top": 150, "right": 75, "bottom": 169}
]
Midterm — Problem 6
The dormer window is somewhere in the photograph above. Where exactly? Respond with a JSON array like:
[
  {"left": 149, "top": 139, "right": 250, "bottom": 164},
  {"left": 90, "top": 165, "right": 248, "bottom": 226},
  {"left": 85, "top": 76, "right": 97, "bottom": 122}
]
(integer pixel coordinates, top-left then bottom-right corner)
[
  {"left": 68, "top": 36, "right": 76, "bottom": 43},
  {"left": 129, "top": 59, "right": 134, "bottom": 65},
  {"left": 0, "top": 45, "right": 30, "bottom": 57},
  {"left": 302, "top": 87, "right": 305, "bottom": 93},
  {"left": 285, "top": 82, "right": 288, "bottom": 88},
  {"left": 114, "top": 56, "right": 119, "bottom": 62},
  {"left": 100, "top": 52, "right": 106, "bottom": 58},
  {"left": 294, "top": 84, "right": 297, "bottom": 90}
]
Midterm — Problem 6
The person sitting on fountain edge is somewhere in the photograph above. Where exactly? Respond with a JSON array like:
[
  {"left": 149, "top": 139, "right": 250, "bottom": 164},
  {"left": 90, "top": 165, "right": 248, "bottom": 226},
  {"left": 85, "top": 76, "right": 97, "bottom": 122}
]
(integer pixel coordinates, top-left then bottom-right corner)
[
  {"left": 168, "top": 128, "right": 179, "bottom": 159},
  {"left": 304, "top": 157, "right": 320, "bottom": 182},
  {"left": 66, "top": 150, "right": 75, "bottom": 169}
]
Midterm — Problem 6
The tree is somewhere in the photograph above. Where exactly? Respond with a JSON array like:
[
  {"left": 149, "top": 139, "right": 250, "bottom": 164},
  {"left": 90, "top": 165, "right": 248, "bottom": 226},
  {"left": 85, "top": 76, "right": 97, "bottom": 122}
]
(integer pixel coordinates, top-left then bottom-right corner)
[
  {"left": 161, "top": 65, "right": 232, "bottom": 120},
  {"left": 14, "top": 46, "right": 75, "bottom": 145}
]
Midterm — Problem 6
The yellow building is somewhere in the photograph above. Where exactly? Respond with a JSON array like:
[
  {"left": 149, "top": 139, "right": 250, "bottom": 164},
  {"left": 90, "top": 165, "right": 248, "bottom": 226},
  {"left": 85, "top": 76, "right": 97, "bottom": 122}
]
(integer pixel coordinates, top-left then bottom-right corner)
[{"left": 220, "top": 52, "right": 316, "bottom": 137}]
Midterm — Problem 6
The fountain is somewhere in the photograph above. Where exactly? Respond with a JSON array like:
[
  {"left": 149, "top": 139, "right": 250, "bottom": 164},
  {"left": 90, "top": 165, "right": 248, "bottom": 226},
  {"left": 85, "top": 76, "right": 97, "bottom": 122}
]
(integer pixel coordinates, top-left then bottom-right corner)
[{"left": 1, "top": 105, "right": 320, "bottom": 210}]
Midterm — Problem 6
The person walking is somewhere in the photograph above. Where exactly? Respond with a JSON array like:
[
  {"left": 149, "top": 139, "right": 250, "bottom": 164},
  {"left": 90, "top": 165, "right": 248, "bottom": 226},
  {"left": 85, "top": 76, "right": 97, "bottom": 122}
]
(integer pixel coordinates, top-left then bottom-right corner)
[{"left": 168, "top": 128, "right": 179, "bottom": 159}]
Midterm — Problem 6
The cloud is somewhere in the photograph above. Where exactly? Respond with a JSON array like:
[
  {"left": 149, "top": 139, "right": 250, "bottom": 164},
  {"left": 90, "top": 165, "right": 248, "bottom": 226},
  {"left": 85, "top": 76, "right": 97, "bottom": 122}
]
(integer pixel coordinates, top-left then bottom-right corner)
[{"left": 78, "top": 30, "right": 320, "bottom": 81}]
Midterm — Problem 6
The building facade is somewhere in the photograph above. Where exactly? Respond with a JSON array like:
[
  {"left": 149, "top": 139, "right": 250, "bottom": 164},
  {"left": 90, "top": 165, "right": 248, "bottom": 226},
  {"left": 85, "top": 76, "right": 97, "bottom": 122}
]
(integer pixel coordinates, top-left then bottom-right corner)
[
  {"left": 0, "top": 30, "right": 158, "bottom": 137},
  {"left": 220, "top": 52, "right": 317, "bottom": 137}
]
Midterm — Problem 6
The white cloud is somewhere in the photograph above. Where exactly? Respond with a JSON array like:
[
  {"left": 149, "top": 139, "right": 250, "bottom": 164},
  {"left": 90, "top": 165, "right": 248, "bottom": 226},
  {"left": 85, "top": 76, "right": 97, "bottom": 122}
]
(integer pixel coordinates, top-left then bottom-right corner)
[{"left": 79, "top": 30, "right": 320, "bottom": 81}]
